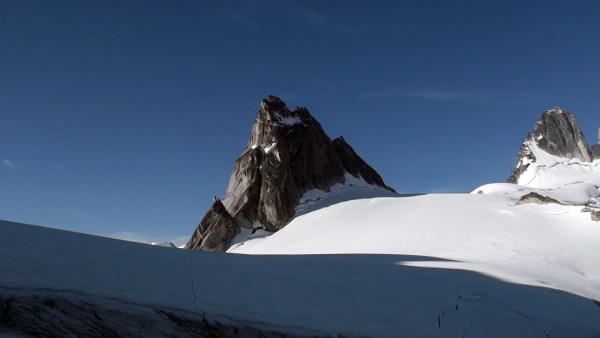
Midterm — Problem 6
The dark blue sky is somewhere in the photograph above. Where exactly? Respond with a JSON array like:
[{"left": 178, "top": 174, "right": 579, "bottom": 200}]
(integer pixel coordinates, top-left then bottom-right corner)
[{"left": 2, "top": 0, "right": 600, "bottom": 244}]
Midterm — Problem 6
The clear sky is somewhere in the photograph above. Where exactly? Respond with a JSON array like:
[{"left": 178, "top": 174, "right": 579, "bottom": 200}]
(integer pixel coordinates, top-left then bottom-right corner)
[{"left": 2, "top": 0, "right": 600, "bottom": 245}]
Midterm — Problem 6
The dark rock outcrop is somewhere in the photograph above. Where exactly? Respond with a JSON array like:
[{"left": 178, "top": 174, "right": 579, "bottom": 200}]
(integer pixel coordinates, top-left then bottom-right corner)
[
  {"left": 591, "top": 145, "right": 600, "bottom": 160},
  {"left": 186, "top": 96, "right": 395, "bottom": 251},
  {"left": 516, "top": 192, "right": 560, "bottom": 205},
  {"left": 591, "top": 128, "right": 600, "bottom": 160},
  {"left": 186, "top": 199, "right": 238, "bottom": 252},
  {"left": 508, "top": 108, "right": 592, "bottom": 184},
  {"left": 507, "top": 142, "right": 536, "bottom": 185}
]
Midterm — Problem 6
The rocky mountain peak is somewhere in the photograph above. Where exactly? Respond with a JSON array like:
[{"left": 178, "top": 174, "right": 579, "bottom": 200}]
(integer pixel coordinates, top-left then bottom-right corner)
[
  {"left": 256, "top": 95, "right": 311, "bottom": 126},
  {"left": 530, "top": 108, "right": 591, "bottom": 162},
  {"left": 248, "top": 95, "right": 316, "bottom": 149},
  {"left": 261, "top": 95, "right": 287, "bottom": 112},
  {"left": 508, "top": 108, "right": 592, "bottom": 184},
  {"left": 186, "top": 96, "right": 395, "bottom": 251}
]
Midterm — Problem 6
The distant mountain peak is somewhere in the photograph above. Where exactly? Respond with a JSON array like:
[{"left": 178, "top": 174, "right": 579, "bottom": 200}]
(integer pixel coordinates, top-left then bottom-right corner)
[
  {"left": 508, "top": 107, "right": 593, "bottom": 185},
  {"left": 531, "top": 108, "right": 591, "bottom": 162},
  {"left": 186, "top": 96, "right": 395, "bottom": 251}
]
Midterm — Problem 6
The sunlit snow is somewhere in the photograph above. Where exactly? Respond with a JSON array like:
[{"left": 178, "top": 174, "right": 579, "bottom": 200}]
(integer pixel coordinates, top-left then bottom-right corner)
[
  {"left": 273, "top": 111, "right": 303, "bottom": 126},
  {"left": 515, "top": 140, "right": 600, "bottom": 188}
]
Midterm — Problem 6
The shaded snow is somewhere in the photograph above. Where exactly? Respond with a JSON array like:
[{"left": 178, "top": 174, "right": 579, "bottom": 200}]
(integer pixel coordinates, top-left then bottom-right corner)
[
  {"left": 228, "top": 221, "right": 272, "bottom": 251},
  {"left": 2, "top": 219, "right": 600, "bottom": 337}
]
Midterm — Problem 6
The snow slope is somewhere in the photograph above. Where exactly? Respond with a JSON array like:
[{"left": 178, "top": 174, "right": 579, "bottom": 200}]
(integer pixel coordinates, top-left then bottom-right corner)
[
  {"left": 228, "top": 173, "right": 399, "bottom": 250},
  {"left": 3, "top": 161, "right": 600, "bottom": 336},
  {"left": 514, "top": 140, "right": 600, "bottom": 188},
  {"left": 226, "top": 175, "right": 600, "bottom": 336},
  {"left": 230, "top": 191, "right": 600, "bottom": 297},
  {"left": 3, "top": 185, "right": 600, "bottom": 337}
]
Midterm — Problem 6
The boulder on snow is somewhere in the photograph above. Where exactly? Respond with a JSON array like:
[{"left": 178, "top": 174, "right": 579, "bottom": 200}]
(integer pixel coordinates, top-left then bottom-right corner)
[
  {"left": 581, "top": 207, "right": 600, "bottom": 221},
  {"left": 186, "top": 96, "right": 395, "bottom": 251},
  {"left": 516, "top": 192, "right": 560, "bottom": 205}
]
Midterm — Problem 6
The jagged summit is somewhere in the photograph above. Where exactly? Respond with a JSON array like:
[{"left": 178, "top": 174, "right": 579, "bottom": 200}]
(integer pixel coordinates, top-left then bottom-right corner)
[
  {"left": 508, "top": 107, "right": 595, "bottom": 186},
  {"left": 186, "top": 96, "right": 395, "bottom": 251},
  {"left": 546, "top": 106, "right": 564, "bottom": 113},
  {"left": 254, "top": 95, "right": 309, "bottom": 128}
]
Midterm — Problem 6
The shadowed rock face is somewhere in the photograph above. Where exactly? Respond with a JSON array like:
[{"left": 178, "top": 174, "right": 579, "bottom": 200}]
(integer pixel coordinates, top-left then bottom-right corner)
[
  {"left": 333, "top": 136, "right": 395, "bottom": 191},
  {"left": 186, "top": 199, "right": 238, "bottom": 252},
  {"left": 591, "top": 128, "right": 600, "bottom": 160},
  {"left": 186, "top": 96, "right": 395, "bottom": 251},
  {"left": 508, "top": 108, "right": 592, "bottom": 184},
  {"left": 592, "top": 145, "right": 600, "bottom": 159}
]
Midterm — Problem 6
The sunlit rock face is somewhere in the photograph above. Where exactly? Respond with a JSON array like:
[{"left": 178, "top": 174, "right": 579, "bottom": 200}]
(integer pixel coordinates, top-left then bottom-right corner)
[
  {"left": 186, "top": 95, "right": 395, "bottom": 251},
  {"left": 508, "top": 108, "right": 592, "bottom": 184}
]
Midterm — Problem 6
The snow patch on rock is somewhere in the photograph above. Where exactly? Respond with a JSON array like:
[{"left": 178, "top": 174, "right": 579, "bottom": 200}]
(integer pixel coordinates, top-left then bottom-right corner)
[{"left": 274, "top": 111, "right": 303, "bottom": 126}]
